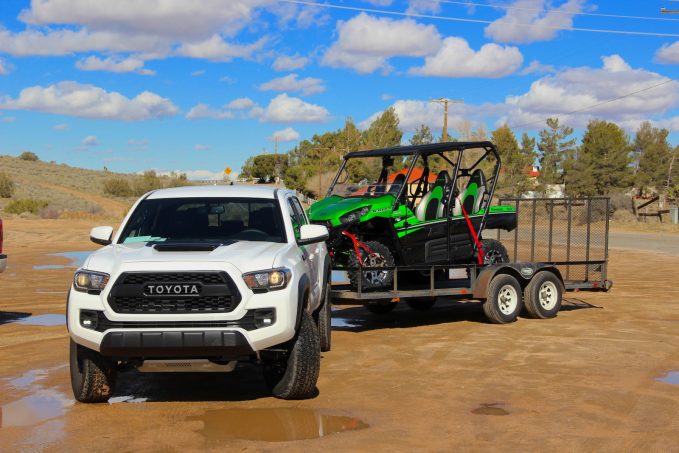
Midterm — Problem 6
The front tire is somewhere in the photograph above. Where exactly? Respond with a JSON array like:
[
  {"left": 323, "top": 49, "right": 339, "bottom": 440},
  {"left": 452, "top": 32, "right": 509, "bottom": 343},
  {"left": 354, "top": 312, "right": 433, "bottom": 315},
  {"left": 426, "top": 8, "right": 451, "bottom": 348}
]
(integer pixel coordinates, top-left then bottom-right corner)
[
  {"left": 523, "top": 271, "right": 563, "bottom": 319},
  {"left": 69, "top": 339, "right": 117, "bottom": 403},
  {"left": 348, "top": 241, "right": 395, "bottom": 291},
  {"left": 483, "top": 274, "right": 523, "bottom": 324},
  {"left": 315, "top": 282, "right": 332, "bottom": 352},
  {"left": 263, "top": 311, "right": 320, "bottom": 400}
]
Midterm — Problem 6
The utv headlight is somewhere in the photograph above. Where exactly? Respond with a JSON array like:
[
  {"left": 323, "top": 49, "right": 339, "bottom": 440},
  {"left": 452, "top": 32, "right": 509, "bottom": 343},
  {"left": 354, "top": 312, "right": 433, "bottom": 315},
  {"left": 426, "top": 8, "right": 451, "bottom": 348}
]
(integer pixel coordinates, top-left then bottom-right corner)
[
  {"left": 243, "top": 268, "right": 291, "bottom": 292},
  {"left": 340, "top": 207, "right": 370, "bottom": 225},
  {"left": 73, "top": 270, "right": 110, "bottom": 293}
]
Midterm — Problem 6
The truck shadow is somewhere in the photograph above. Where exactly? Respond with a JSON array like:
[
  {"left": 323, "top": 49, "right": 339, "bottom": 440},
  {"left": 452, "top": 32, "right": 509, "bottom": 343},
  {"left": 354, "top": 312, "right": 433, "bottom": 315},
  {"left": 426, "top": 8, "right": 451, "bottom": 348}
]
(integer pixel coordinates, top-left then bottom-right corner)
[
  {"left": 0, "top": 311, "right": 32, "bottom": 325},
  {"left": 112, "top": 364, "right": 304, "bottom": 402},
  {"left": 332, "top": 297, "right": 602, "bottom": 332}
]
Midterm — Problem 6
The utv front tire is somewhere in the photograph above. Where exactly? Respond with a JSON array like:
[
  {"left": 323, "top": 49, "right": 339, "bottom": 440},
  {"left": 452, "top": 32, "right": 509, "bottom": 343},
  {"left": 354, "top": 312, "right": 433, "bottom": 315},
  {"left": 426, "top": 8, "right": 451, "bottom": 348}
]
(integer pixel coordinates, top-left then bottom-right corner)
[
  {"left": 263, "top": 311, "right": 320, "bottom": 400},
  {"left": 348, "top": 241, "right": 395, "bottom": 291},
  {"left": 69, "top": 339, "right": 117, "bottom": 403}
]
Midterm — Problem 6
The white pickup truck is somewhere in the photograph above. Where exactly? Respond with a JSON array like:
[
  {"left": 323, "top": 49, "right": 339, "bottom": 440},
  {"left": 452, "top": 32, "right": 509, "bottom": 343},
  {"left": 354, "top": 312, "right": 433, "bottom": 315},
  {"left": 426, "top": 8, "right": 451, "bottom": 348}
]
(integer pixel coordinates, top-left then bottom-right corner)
[{"left": 68, "top": 185, "right": 331, "bottom": 402}]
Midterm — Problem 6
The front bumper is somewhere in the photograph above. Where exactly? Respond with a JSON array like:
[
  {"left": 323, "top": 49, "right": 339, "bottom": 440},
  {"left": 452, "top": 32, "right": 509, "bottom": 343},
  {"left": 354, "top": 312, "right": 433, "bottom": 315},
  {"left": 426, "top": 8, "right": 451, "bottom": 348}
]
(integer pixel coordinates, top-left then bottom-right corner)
[
  {"left": 100, "top": 330, "right": 254, "bottom": 358},
  {"left": 0, "top": 254, "right": 7, "bottom": 273}
]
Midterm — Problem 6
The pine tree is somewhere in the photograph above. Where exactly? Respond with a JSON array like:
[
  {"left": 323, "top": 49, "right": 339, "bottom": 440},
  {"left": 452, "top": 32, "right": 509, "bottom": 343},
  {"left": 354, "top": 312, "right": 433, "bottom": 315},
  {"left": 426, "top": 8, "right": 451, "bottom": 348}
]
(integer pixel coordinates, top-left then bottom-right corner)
[
  {"left": 634, "top": 121, "right": 672, "bottom": 195},
  {"left": 491, "top": 125, "right": 535, "bottom": 196},
  {"left": 537, "top": 118, "right": 575, "bottom": 185},
  {"left": 410, "top": 124, "right": 434, "bottom": 145},
  {"left": 362, "top": 107, "right": 403, "bottom": 149}
]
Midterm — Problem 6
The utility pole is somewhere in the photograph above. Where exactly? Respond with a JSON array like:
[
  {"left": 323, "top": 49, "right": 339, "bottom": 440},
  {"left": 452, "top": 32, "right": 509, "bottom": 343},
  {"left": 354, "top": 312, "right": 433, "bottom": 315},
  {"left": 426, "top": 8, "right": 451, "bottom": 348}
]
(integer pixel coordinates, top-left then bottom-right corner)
[
  {"left": 431, "top": 98, "right": 464, "bottom": 142},
  {"left": 315, "top": 147, "right": 332, "bottom": 198},
  {"left": 274, "top": 136, "right": 278, "bottom": 182}
]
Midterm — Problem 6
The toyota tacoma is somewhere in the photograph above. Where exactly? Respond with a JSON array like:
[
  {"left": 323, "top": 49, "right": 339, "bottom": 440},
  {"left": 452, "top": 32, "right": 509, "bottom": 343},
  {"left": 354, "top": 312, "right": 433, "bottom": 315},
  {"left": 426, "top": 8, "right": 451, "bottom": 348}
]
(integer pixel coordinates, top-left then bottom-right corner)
[{"left": 68, "top": 185, "right": 331, "bottom": 402}]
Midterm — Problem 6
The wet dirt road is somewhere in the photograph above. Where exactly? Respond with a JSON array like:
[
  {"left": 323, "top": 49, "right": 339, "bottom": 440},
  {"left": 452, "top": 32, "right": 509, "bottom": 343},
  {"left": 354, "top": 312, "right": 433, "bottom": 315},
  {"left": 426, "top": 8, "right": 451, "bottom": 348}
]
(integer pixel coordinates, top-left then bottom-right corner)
[{"left": 1, "top": 219, "right": 678, "bottom": 452}]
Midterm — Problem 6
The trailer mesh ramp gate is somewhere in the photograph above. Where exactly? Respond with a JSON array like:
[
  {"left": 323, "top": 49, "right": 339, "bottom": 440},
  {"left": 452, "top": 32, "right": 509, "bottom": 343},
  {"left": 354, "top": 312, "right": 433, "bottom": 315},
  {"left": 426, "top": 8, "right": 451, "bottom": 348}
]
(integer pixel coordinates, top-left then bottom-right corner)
[{"left": 496, "top": 197, "right": 609, "bottom": 290}]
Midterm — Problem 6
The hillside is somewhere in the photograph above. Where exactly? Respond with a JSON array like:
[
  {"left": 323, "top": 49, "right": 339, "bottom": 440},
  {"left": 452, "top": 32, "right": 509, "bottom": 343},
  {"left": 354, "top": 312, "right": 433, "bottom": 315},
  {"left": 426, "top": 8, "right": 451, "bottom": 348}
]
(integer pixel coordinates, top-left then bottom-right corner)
[{"left": 0, "top": 155, "right": 181, "bottom": 220}]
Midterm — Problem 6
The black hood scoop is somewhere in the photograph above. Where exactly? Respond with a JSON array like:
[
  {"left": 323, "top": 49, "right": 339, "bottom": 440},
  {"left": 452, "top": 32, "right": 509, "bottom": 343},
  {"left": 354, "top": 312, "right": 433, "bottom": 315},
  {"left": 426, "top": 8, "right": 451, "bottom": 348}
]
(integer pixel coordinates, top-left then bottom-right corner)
[{"left": 150, "top": 241, "right": 234, "bottom": 252}]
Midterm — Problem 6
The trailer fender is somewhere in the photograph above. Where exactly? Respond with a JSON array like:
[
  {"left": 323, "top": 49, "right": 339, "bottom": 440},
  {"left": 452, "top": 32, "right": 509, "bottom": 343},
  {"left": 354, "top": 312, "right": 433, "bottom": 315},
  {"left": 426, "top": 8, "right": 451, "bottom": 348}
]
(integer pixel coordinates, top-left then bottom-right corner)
[{"left": 473, "top": 263, "right": 564, "bottom": 299}]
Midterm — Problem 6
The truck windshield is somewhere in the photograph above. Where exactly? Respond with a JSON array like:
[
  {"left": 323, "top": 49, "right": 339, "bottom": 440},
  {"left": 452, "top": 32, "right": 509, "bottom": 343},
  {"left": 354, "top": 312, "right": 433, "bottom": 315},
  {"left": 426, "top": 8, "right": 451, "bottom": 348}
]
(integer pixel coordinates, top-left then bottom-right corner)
[{"left": 118, "top": 197, "right": 286, "bottom": 244}]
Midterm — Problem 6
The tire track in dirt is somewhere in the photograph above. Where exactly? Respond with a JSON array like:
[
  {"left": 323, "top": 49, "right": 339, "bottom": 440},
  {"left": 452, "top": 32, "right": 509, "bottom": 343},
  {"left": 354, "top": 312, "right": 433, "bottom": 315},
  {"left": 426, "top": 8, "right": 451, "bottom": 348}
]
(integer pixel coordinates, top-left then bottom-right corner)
[{"left": 32, "top": 181, "right": 127, "bottom": 218}]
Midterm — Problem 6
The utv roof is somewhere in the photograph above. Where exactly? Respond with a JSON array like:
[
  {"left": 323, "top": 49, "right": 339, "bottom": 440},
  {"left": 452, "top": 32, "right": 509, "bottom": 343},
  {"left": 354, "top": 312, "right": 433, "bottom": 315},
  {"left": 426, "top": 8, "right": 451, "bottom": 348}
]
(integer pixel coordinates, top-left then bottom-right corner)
[{"left": 343, "top": 141, "right": 495, "bottom": 159}]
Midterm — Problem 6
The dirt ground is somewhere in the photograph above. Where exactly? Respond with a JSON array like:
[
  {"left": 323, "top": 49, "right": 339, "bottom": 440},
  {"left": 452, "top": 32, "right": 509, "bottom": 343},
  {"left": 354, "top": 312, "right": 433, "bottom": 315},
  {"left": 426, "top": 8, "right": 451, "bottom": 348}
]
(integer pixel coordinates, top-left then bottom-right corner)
[{"left": 1, "top": 218, "right": 678, "bottom": 452}]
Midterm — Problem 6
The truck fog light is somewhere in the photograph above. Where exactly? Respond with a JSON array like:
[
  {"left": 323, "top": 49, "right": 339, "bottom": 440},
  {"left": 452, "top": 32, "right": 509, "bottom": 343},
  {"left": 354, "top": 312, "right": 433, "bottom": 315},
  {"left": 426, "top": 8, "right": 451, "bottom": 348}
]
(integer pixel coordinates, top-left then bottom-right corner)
[
  {"left": 254, "top": 309, "right": 276, "bottom": 328},
  {"left": 80, "top": 310, "right": 99, "bottom": 330}
]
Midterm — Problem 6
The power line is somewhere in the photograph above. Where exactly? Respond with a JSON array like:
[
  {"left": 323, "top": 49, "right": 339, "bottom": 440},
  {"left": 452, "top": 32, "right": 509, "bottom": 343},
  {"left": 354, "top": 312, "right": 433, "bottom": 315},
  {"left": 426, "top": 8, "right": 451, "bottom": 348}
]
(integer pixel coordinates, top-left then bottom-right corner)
[
  {"left": 509, "top": 79, "right": 676, "bottom": 129},
  {"left": 438, "top": 0, "right": 679, "bottom": 22},
  {"left": 279, "top": 0, "right": 679, "bottom": 37}
]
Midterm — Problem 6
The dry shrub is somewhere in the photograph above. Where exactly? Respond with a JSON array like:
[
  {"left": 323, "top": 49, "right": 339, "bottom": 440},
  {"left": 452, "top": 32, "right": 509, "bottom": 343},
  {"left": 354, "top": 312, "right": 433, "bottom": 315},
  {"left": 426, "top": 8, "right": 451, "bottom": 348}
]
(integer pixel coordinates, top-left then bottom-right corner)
[
  {"left": 0, "top": 172, "right": 15, "bottom": 198},
  {"left": 5, "top": 198, "right": 49, "bottom": 214},
  {"left": 103, "top": 178, "right": 132, "bottom": 197},
  {"left": 19, "top": 151, "right": 39, "bottom": 161},
  {"left": 612, "top": 209, "right": 637, "bottom": 224},
  {"left": 133, "top": 170, "right": 163, "bottom": 196}
]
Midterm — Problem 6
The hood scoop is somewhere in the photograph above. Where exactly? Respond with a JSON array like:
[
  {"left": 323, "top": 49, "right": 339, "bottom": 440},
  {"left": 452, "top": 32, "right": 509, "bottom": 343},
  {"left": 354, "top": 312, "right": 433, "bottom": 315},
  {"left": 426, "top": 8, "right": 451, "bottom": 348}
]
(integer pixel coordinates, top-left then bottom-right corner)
[{"left": 151, "top": 242, "right": 231, "bottom": 252}]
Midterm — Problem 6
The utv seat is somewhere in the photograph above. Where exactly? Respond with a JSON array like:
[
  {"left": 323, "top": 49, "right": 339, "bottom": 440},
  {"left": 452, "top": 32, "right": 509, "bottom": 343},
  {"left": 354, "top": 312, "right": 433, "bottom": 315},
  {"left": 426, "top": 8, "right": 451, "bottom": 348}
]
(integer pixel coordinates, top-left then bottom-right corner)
[
  {"left": 453, "top": 169, "right": 487, "bottom": 216},
  {"left": 415, "top": 170, "right": 449, "bottom": 221}
]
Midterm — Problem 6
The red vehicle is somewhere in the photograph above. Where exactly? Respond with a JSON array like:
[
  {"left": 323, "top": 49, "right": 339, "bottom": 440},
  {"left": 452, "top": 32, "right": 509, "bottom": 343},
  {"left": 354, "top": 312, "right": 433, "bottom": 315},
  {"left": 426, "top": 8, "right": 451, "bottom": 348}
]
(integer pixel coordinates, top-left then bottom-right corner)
[{"left": 0, "top": 218, "right": 6, "bottom": 273}]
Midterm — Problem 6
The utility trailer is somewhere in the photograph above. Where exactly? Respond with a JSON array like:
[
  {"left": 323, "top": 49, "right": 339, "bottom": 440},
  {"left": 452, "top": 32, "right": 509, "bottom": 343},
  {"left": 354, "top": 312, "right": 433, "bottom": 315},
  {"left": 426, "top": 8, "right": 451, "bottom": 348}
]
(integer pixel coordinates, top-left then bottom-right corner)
[{"left": 330, "top": 197, "right": 612, "bottom": 323}]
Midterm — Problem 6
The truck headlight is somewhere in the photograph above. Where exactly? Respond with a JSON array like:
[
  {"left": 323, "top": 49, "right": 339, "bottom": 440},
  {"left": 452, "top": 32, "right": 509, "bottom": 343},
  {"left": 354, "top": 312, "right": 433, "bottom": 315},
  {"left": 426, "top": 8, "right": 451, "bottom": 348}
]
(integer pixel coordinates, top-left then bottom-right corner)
[
  {"left": 73, "top": 270, "right": 110, "bottom": 294},
  {"left": 340, "top": 207, "right": 370, "bottom": 225},
  {"left": 242, "top": 268, "right": 291, "bottom": 292}
]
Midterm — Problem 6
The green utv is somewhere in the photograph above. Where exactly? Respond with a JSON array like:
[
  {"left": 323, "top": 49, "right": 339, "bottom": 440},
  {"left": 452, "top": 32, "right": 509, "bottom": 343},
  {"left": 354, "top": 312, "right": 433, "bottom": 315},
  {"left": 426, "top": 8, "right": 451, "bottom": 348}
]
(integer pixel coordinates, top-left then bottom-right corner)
[{"left": 307, "top": 141, "right": 517, "bottom": 292}]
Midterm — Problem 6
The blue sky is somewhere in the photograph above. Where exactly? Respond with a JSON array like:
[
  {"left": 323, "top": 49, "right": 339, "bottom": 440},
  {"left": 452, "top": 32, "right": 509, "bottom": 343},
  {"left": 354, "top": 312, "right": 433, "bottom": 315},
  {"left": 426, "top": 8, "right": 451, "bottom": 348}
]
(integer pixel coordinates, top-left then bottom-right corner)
[{"left": 1, "top": 0, "right": 679, "bottom": 179}]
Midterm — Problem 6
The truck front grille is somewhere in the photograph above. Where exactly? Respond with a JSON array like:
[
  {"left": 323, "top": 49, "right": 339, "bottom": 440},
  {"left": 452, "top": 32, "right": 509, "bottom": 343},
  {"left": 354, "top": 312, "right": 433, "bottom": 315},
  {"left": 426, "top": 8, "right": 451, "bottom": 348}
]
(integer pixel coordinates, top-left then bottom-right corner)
[{"left": 108, "top": 271, "right": 241, "bottom": 314}]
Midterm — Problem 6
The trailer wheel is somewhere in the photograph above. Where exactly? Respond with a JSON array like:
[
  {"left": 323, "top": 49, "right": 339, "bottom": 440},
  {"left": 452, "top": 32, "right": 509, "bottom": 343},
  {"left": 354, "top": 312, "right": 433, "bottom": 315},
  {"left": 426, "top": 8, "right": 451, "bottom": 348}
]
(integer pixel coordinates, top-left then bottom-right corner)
[
  {"left": 483, "top": 274, "right": 523, "bottom": 324},
  {"left": 365, "top": 301, "right": 397, "bottom": 314},
  {"left": 406, "top": 298, "right": 436, "bottom": 310},
  {"left": 523, "top": 271, "right": 563, "bottom": 319}
]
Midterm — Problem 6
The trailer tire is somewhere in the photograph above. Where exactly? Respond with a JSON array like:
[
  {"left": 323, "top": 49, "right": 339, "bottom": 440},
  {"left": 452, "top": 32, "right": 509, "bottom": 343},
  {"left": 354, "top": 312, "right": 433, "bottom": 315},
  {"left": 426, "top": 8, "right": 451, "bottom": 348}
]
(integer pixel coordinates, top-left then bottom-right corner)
[
  {"left": 406, "top": 298, "right": 436, "bottom": 310},
  {"left": 523, "top": 271, "right": 563, "bottom": 319},
  {"left": 366, "top": 301, "right": 397, "bottom": 314},
  {"left": 481, "top": 239, "right": 509, "bottom": 264},
  {"left": 483, "top": 274, "right": 523, "bottom": 324},
  {"left": 70, "top": 339, "right": 117, "bottom": 403},
  {"left": 263, "top": 311, "right": 320, "bottom": 400},
  {"left": 348, "top": 241, "right": 394, "bottom": 291}
]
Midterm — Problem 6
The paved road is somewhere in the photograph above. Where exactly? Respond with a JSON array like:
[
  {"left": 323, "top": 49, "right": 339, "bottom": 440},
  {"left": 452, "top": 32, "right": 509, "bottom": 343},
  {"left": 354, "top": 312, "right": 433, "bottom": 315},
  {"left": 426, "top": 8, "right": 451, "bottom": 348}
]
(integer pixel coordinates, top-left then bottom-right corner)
[{"left": 609, "top": 230, "right": 679, "bottom": 256}]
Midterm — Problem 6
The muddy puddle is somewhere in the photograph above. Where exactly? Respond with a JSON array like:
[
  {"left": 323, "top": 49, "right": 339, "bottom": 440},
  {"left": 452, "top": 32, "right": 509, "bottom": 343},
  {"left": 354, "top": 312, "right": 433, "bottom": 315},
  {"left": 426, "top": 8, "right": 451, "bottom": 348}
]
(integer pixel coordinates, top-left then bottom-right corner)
[
  {"left": 472, "top": 403, "right": 509, "bottom": 416},
  {"left": 188, "top": 408, "right": 368, "bottom": 442},
  {"left": 13, "top": 314, "right": 65, "bottom": 327},
  {"left": 33, "top": 251, "right": 90, "bottom": 270},
  {"left": 657, "top": 371, "right": 679, "bottom": 385}
]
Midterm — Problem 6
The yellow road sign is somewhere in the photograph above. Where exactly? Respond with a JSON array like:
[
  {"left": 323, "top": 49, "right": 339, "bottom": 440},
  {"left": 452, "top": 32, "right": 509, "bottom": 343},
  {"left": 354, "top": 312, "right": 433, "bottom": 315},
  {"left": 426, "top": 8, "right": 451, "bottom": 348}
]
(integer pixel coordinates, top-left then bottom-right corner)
[{"left": 224, "top": 167, "right": 232, "bottom": 175}]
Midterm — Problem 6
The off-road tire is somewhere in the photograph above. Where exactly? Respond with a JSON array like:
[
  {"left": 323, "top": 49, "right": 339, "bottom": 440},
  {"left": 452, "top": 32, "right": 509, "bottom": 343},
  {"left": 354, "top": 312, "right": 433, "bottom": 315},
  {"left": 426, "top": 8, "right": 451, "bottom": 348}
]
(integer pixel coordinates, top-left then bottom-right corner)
[
  {"left": 348, "top": 241, "right": 395, "bottom": 291},
  {"left": 69, "top": 339, "right": 117, "bottom": 403},
  {"left": 365, "top": 301, "right": 397, "bottom": 314},
  {"left": 483, "top": 274, "right": 523, "bottom": 324},
  {"left": 523, "top": 271, "right": 563, "bottom": 319},
  {"left": 315, "top": 282, "right": 332, "bottom": 352},
  {"left": 406, "top": 297, "right": 436, "bottom": 310},
  {"left": 263, "top": 311, "right": 320, "bottom": 400},
  {"left": 481, "top": 239, "right": 509, "bottom": 265}
]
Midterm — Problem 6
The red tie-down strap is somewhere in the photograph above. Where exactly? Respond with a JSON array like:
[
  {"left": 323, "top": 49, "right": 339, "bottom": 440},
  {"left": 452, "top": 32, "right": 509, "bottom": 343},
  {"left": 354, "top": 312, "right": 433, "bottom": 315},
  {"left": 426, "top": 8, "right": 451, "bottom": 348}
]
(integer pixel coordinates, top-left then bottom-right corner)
[
  {"left": 460, "top": 204, "right": 485, "bottom": 265},
  {"left": 341, "top": 231, "right": 373, "bottom": 266}
]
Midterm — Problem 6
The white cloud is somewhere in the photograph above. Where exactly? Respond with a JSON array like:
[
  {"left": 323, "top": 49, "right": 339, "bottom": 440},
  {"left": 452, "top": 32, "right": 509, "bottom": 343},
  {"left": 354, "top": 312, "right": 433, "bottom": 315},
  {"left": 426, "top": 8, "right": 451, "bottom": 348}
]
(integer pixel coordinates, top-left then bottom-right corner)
[
  {"left": 75, "top": 55, "right": 153, "bottom": 74},
  {"left": 259, "top": 74, "right": 325, "bottom": 96},
  {"left": 191, "top": 69, "right": 206, "bottom": 76},
  {"left": 185, "top": 103, "right": 234, "bottom": 120},
  {"left": 176, "top": 35, "right": 266, "bottom": 62},
  {"left": 159, "top": 169, "right": 226, "bottom": 181},
  {"left": 0, "top": 81, "right": 179, "bottom": 121},
  {"left": 381, "top": 94, "right": 394, "bottom": 101},
  {"left": 194, "top": 144, "right": 210, "bottom": 151},
  {"left": 520, "top": 60, "right": 557, "bottom": 75},
  {"left": 269, "top": 127, "right": 300, "bottom": 142},
  {"left": 272, "top": 54, "right": 308, "bottom": 71},
  {"left": 409, "top": 37, "right": 523, "bottom": 78},
  {"left": 406, "top": 0, "right": 441, "bottom": 14},
  {"left": 82, "top": 135, "right": 98, "bottom": 146},
  {"left": 262, "top": 93, "right": 330, "bottom": 123},
  {"left": 0, "top": 58, "right": 13, "bottom": 75},
  {"left": 365, "top": 55, "right": 679, "bottom": 132},
  {"left": 53, "top": 123, "right": 69, "bottom": 130},
  {"left": 485, "top": 0, "right": 586, "bottom": 44},
  {"left": 655, "top": 41, "right": 679, "bottom": 65},
  {"left": 225, "top": 97, "right": 256, "bottom": 110},
  {"left": 220, "top": 75, "right": 236, "bottom": 84},
  {"left": 322, "top": 13, "right": 441, "bottom": 74}
]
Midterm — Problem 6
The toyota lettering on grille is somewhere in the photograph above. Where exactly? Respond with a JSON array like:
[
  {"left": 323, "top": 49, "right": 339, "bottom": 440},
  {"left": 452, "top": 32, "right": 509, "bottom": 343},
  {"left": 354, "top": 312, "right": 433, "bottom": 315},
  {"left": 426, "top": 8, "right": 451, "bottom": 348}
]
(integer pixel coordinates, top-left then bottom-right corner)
[{"left": 144, "top": 283, "right": 202, "bottom": 296}]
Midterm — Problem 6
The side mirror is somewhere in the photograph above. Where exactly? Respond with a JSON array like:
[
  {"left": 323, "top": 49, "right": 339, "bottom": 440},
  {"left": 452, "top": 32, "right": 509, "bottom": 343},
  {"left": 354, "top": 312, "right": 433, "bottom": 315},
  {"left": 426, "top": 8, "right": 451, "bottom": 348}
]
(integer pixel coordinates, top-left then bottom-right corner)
[
  {"left": 298, "top": 224, "right": 329, "bottom": 245},
  {"left": 90, "top": 226, "right": 114, "bottom": 246}
]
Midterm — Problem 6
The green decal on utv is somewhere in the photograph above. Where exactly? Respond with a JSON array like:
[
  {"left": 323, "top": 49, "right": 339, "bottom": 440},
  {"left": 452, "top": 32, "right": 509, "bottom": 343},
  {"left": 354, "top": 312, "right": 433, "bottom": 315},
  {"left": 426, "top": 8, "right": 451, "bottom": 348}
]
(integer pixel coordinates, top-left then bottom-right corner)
[{"left": 307, "top": 141, "right": 517, "bottom": 291}]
